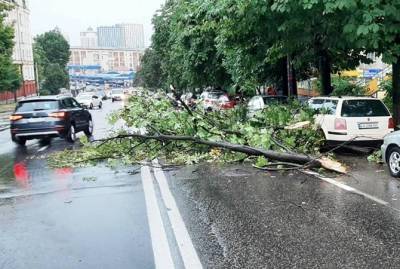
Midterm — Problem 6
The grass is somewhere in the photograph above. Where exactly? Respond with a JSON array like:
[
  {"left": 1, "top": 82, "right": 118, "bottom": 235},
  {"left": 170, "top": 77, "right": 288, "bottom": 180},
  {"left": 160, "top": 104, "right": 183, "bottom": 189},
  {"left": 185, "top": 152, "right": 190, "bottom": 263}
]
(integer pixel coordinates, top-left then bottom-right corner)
[{"left": 0, "top": 103, "right": 16, "bottom": 114}]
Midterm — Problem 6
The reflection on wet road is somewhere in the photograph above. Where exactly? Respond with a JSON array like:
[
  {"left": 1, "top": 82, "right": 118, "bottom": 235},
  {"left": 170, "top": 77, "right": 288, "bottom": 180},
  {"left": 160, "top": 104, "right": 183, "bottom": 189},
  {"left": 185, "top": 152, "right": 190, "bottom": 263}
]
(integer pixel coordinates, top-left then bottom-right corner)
[{"left": 0, "top": 101, "right": 155, "bottom": 269}]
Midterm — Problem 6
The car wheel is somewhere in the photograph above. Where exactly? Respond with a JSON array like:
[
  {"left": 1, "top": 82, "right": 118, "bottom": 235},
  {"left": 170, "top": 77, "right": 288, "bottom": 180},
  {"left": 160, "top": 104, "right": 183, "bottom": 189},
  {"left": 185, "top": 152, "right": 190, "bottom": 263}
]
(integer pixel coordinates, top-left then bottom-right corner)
[
  {"left": 84, "top": 119, "right": 94, "bottom": 136},
  {"left": 66, "top": 125, "right": 77, "bottom": 143},
  {"left": 12, "top": 135, "right": 26, "bottom": 146},
  {"left": 388, "top": 146, "right": 400, "bottom": 178},
  {"left": 112, "top": 98, "right": 115, "bottom": 102},
  {"left": 89, "top": 103, "right": 94, "bottom": 110},
  {"left": 99, "top": 102, "right": 102, "bottom": 109}
]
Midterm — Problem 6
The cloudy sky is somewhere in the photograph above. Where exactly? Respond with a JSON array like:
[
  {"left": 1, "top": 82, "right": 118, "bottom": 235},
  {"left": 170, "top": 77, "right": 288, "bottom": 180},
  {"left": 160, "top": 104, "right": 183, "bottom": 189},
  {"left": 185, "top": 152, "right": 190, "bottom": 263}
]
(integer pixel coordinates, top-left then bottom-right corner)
[{"left": 29, "top": 0, "right": 166, "bottom": 47}]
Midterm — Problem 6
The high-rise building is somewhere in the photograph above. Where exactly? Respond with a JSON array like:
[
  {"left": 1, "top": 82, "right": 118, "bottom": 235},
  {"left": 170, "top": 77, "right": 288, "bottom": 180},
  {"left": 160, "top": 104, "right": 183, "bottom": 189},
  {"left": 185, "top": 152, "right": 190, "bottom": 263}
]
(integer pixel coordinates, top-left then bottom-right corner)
[
  {"left": 80, "top": 27, "right": 98, "bottom": 48},
  {"left": 97, "top": 26, "right": 124, "bottom": 48},
  {"left": 117, "top": 23, "right": 145, "bottom": 50},
  {"left": 97, "top": 24, "right": 144, "bottom": 49},
  {"left": 69, "top": 47, "right": 143, "bottom": 73},
  {"left": 0, "top": 0, "right": 37, "bottom": 100}
]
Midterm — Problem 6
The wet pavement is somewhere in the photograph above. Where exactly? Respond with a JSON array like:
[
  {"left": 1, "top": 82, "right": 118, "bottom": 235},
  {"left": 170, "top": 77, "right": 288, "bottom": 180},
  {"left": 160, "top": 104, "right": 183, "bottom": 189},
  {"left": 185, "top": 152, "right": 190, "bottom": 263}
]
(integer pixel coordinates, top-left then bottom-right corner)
[
  {"left": 2, "top": 100, "right": 400, "bottom": 268},
  {"left": 0, "top": 101, "right": 154, "bottom": 269}
]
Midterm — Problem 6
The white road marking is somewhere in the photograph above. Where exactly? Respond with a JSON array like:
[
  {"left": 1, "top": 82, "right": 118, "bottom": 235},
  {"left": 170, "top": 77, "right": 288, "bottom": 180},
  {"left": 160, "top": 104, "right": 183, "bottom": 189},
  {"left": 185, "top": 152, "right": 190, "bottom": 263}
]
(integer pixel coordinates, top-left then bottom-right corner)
[
  {"left": 37, "top": 145, "right": 49, "bottom": 152},
  {"left": 305, "top": 171, "right": 389, "bottom": 206},
  {"left": 141, "top": 166, "right": 175, "bottom": 269},
  {"left": 153, "top": 160, "right": 203, "bottom": 269}
]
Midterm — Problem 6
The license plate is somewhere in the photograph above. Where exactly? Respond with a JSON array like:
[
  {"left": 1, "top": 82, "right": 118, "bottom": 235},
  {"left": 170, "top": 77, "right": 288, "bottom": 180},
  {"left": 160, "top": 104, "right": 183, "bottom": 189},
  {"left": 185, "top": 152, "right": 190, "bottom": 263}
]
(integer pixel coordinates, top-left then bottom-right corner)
[
  {"left": 358, "top": 122, "right": 379, "bottom": 129},
  {"left": 26, "top": 118, "right": 45, "bottom": 123}
]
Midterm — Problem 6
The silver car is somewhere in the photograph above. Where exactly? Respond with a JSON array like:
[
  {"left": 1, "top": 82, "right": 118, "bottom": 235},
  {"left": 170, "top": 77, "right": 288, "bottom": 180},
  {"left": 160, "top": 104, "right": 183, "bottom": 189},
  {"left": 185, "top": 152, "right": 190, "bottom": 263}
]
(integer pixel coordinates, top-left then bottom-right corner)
[{"left": 382, "top": 131, "right": 400, "bottom": 177}]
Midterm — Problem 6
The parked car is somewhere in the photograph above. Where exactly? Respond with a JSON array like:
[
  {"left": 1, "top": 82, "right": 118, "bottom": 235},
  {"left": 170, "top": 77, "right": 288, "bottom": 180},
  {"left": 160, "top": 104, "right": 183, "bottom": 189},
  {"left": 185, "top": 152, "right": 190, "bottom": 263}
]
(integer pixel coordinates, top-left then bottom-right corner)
[
  {"left": 199, "top": 90, "right": 227, "bottom": 111},
  {"left": 247, "top": 95, "right": 288, "bottom": 117},
  {"left": 218, "top": 95, "right": 237, "bottom": 110},
  {"left": 381, "top": 131, "right": 400, "bottom": 177},
  {"left": 111, "top": 89, "right": 125, "bottom": 102},
  {"left": 76, "top": 94, "right": 102, "bottom": 109},
  {"left": 309, "top": 97, "right": 394, "bottom": 146},
  {"left": 9, "top": 96, "right": 93, "bottom": 145}
]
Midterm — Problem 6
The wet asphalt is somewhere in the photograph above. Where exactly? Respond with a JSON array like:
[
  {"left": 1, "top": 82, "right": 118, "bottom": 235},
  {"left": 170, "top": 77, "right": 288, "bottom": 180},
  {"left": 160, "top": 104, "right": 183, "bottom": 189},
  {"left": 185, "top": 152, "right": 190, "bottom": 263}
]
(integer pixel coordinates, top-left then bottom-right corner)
[{"left": 2, "top": 101, "right": 400, "bottom": 268}]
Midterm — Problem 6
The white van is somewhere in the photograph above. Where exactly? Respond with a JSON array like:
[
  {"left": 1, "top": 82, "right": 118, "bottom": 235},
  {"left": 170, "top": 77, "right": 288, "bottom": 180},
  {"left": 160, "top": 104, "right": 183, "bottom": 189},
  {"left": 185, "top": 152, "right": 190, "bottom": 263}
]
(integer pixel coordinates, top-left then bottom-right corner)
[{"left": 308, "top": 97, "right": 394, "bottom": 145}]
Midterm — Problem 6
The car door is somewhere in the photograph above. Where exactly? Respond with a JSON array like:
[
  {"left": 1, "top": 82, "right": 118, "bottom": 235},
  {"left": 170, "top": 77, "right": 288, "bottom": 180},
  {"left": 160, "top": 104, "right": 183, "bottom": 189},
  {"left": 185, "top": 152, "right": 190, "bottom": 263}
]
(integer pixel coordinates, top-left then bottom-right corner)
[{"left": 69, "top": 98, "right": 86, "bottom": 130}]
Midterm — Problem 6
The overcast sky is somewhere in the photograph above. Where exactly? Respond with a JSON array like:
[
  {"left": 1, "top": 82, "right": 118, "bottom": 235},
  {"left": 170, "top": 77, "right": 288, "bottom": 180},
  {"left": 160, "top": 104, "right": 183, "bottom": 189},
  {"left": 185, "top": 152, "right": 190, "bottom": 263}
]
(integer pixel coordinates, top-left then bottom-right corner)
[{"left": 29, "top": 0, "right": 166, "bottom": 47}]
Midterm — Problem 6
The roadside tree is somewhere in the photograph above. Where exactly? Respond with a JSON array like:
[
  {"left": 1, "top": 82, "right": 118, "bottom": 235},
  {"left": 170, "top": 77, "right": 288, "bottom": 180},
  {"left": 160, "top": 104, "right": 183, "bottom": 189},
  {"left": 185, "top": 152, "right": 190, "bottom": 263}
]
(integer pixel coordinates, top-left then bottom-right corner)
[
  {"left": 34, "top": 29, "right": 70, "bottom": 95},
  {"left": 0, "top": 3, "right": 21, "bottom": 99}
]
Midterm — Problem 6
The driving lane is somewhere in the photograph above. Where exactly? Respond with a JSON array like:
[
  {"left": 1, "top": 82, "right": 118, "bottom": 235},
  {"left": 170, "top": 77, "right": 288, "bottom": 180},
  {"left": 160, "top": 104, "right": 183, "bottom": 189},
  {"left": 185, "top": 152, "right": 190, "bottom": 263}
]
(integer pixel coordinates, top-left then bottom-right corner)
[{"left": 0, "top": 100, "right": 155, "bottom": 269}]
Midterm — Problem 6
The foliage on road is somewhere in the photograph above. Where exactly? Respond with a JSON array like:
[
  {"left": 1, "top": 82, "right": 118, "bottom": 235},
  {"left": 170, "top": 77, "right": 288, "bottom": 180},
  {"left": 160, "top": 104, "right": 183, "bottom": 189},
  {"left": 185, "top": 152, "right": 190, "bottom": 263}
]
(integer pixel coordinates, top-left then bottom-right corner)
[
  {"left": 50, "top": 93, "right": 329, "bottom": 171},
  {"left": 0, "top": 3, "right": 21, "bottom": 95},
  {"left": 34, "top": 29, "right": 70, "bottom": 95}
]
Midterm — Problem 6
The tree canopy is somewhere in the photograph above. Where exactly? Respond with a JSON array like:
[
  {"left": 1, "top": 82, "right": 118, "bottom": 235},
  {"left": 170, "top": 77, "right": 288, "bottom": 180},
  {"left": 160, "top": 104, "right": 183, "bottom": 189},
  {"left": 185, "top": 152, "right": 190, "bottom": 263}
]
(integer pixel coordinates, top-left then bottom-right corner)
[
  {"left": 34, "top": 29, "right": 70, "bottom": 95},
  {"left": 137, "top": 0, "right": 400, "bottom": 123}
]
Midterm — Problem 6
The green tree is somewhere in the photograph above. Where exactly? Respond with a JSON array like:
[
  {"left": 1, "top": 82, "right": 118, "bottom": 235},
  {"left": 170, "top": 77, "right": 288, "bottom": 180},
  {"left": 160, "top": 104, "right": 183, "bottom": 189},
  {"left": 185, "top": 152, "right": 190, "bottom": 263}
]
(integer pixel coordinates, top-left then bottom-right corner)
[
  {"left": 135, "top": 48, "right": 163, "bottom": 89},
  {"left": 41, "top": 63, "right": 69, "bottom": 95},
  {"left": 338, "top": 1, "right": 400, "bottom": 127},
  {"left": 0, "top": 3, "right": 21, "bottom": 98},
  {"left": 34, "top": 29, "right": 70, "bottom": 95},
  {"left": 271, "top": 0, "right": 369, "bottom": 96}
]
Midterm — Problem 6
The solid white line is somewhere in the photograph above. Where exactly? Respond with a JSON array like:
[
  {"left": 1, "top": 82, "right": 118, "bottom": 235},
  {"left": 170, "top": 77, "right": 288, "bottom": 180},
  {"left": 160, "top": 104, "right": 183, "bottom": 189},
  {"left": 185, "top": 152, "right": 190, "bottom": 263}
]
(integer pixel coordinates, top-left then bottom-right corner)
[
  {"left": 305, "top": 171, "right": 389, "bottom": 206},
  {"left": 153, "top": 160, "right": 203, "bottom": 269},
  {"left": 141, "top": 166, "right": 175, "bottom": 269},
  {"left": 37, "top": 145, "right": 49, "bottom": 152}
]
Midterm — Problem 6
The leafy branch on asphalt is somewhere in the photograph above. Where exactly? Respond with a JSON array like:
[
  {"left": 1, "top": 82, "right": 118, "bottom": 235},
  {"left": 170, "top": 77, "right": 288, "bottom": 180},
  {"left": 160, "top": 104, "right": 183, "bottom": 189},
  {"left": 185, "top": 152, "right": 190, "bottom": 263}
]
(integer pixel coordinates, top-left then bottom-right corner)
[{"left": 49, "top": 92, "right": 346, "bottom": 173}]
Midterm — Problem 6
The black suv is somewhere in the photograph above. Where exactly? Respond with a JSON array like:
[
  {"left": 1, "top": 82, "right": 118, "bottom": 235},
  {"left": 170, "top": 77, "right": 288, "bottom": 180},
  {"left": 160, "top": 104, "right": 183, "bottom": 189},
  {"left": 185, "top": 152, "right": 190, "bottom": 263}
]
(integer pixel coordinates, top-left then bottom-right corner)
[{"left": 10, "top": 96, "right": 93, "bottom": 145}]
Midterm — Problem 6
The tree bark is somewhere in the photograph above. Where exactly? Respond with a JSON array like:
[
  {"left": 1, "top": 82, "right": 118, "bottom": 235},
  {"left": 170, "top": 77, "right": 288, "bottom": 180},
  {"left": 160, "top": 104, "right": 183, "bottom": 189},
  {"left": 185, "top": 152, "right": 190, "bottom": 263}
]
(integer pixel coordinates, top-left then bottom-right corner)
[
  {"left": 393, "top": 57, "right": 400, "bottom": 129},
  {"left": 95, "top": 133, "right": 345, "bottom": 173},
  {"left": 319, "top": 50, "right": 332, "bottom": 96},
  {"left": 281, "top": 58, "right": 289, "bottom": 96},
  {"left": 290, "top": 64, "right": 298, "bottom": 97}
]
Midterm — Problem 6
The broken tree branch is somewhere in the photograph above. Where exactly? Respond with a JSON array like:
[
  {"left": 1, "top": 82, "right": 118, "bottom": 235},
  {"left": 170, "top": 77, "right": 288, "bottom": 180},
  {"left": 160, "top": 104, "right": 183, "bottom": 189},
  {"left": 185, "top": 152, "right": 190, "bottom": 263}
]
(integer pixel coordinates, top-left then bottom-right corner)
[{"left": 93, "top": 133, "right": 346, "bottom": 173}]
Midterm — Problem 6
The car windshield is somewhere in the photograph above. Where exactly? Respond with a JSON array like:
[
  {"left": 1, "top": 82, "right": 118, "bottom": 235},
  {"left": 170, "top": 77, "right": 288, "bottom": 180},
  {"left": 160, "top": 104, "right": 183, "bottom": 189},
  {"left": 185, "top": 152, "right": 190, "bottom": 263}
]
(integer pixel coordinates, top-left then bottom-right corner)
[
  {"left": 206, "top": 92, "right": 224, "bottom": 100},
  {"left": 77, "top": 95, "right": 92, "bottom": 100},
  {"left": 112, "top": 89, "right": 123, "bottom": 94},
  {"left": 263, "top": 97, "right": 288, "bottom": 104},
  {"left": 341, "top": 99, "right": 390, "bottom": 117},
  {"left": 16, "top": 100, "right": 59, "bottom": 112}
]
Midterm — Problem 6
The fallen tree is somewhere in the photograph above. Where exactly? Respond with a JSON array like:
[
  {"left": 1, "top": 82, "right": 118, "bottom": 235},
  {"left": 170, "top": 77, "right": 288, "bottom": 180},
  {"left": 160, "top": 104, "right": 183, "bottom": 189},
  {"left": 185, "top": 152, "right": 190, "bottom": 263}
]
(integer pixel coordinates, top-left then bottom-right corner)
[{"left": 49, "top": 91, "right": 346, "bottom": 174}]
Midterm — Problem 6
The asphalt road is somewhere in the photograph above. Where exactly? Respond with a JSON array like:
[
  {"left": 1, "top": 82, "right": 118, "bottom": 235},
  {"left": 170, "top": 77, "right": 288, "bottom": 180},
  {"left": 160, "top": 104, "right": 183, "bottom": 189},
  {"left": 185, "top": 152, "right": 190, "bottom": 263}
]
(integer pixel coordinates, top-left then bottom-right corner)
[{"left": 2, "top": 100, "right": 400, "bottom": 268}]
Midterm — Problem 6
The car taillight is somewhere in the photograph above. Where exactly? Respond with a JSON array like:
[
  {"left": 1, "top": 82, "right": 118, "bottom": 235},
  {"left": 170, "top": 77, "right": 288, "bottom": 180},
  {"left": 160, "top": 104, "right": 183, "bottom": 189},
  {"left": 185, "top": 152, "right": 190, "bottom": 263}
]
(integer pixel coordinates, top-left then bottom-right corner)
[
  {"left": 389, "top": 117, "right": 395, "bottom": 129},
  {"left": 9, "top": 115, "right": 23, "bottom": 121},
  {"left": 50, "top": 112, "right": 67, "bottom": 118},
  {"left": 335, "top": 118, "right": 347, "bottom": 130}
]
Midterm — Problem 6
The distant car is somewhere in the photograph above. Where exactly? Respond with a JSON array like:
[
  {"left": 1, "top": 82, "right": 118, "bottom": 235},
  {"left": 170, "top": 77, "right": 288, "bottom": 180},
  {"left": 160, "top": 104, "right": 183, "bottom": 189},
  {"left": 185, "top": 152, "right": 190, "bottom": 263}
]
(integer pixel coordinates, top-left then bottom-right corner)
[
  {"left": 111, "top": 89, "right": 125, "bottom": 102},
  {"left": 218, "top": 95, "right": 237, "bottom": 110},
  {"left": 76, "top": 94, "right": 102, "bottom": 109},
  {"left": 309, "top": 97, "right": 394, "bottom": 146},
  {"left": 9, "top": 96, "right": 93, "bottom": 145},
  {"left": 199, "top": 91, "right": 226, "bottom": 111},
  {"left": 247, "top": 95, "right": 288, "bottom": 117}
]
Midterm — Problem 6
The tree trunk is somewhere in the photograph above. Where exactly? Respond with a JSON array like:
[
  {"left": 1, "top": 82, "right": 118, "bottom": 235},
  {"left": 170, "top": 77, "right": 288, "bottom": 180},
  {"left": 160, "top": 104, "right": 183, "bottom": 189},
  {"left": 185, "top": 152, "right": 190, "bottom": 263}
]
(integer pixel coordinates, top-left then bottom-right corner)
[
  {"left": 281, "top": 58, "right": 289, "bottom": 96},
  {"left": 393, "top": 57, "right": 400, "bottom": 129},
  {"left": 319, "top": 50, "right": 332, "bottom": 96},
  {"left": 95, "top": 133, "right": 346, "bottom": 173},
  {"left": 290, "top": 65, "right": 298, "bottom": 97}
]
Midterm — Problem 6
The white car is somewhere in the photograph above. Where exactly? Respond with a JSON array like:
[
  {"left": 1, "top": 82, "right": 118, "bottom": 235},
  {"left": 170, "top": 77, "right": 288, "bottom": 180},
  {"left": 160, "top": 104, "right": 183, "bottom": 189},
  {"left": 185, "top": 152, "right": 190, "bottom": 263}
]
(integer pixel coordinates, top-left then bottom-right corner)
[
  {"left": 76, "top": 94, "right": 102, "bottom": 109},
  {"left": 247, "top": 95, "right": 288, "bottom": 117},
  {"left": 381, "top": 131, "right": 400, "bottom": 177},
  {"left": 111, "top": 89, "right": 125, "bottom": 102},
  {"left": 309, "top": 97, "right": 394, "bottom": 146}
]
